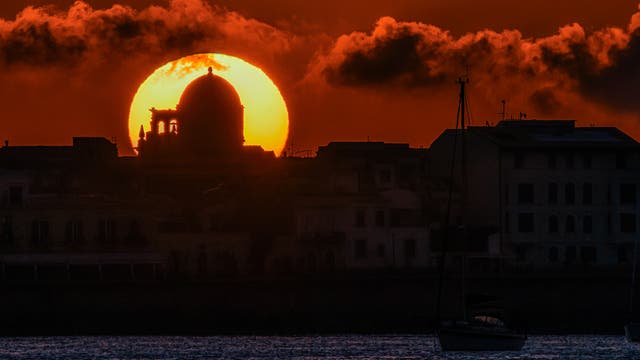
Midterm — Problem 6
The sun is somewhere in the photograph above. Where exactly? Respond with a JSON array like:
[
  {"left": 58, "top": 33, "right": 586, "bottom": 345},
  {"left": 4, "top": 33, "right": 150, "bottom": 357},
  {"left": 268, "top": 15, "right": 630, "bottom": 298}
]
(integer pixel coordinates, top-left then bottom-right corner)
[{"left": 128, "top": 53, "right": 289, "bottom": 155}]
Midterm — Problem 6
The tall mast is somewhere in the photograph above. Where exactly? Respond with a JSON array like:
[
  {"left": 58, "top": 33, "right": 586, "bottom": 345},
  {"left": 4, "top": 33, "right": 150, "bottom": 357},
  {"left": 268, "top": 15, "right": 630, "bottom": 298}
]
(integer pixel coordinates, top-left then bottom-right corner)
[
  {"left": 435, "top": 76, "right": 470, "bottom": 325},
  {"left": 458, "top": 77, "right": 468, "bottom": 131},
  {"left": 632, "top": 224, "right": 639, "bottom": 317},
  {"left": 457, "top": 77, "right": 469, "bottom": 224},
  {"left": 457, "top": 77, "right": 469, "bottom": 321}
]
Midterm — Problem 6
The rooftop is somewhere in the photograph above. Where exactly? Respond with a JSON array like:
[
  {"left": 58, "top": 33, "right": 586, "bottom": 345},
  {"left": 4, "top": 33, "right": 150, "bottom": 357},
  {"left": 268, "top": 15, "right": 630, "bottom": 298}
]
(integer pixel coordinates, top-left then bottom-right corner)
[{"left": 466, "top": 120, "right": 639, "bottom": 148}]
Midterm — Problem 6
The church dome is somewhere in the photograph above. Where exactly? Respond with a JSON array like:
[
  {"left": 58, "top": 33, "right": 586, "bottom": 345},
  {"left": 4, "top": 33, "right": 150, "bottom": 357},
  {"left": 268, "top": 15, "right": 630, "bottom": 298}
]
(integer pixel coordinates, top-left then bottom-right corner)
[
  {"left": 179, "top": 67, "right": 242, "bottom": 111},
  {"left": 177, "top": 67, "right": 244, "bottom": 156}
]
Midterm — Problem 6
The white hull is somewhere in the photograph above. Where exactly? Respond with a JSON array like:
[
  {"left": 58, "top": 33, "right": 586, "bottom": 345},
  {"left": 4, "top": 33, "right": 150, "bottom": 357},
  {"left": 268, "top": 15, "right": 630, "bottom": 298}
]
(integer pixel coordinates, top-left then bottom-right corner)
[{"left": 625, "top": 323, "right": 640, "bottom": 342}]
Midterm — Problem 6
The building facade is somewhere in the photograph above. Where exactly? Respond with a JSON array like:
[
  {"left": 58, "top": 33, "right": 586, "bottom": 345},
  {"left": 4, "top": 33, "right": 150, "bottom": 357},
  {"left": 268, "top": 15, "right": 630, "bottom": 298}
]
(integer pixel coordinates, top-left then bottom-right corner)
[{"left": 430, "top": 120, "right": 640, "bottom": 268}]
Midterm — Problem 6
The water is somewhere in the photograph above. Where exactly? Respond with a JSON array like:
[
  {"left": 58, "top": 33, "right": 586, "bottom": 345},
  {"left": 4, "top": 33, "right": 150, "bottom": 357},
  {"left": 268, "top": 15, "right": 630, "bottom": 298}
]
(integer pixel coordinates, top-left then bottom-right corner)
[{"left": 0, "top": 335, "right": 638, "bottom": 359}]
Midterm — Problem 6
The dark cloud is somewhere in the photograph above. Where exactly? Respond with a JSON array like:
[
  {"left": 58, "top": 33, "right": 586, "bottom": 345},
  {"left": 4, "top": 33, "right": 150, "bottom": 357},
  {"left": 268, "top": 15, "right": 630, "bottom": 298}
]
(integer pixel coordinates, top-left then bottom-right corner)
[
  {"left": 0, "top": 0, "right": 291, "bottom": 68},
  {"left": 2, "top": 21, "right": 87, "bottom": 66},
  {"left": 322, "top": 30, "right": 441, "bottom": 87},
  {"left": 312, "top": 8, "right": 640, "bottom": 114},
  {"left": 312, "top": 17, "right": 534, "bottom": 88},
  {"left": 574, "top": 29, "right": 640, "bottom": 111}
]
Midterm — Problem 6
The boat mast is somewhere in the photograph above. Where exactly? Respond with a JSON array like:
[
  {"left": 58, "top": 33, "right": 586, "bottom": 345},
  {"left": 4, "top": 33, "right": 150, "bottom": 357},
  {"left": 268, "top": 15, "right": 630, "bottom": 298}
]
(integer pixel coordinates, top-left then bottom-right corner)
[
  {"left": 435, "top": 77, "right": 469, "bottom": 325},
  {"left": 631, "top": 224, "right": 639, "bottom": 317},
  {"left": 458, "top": 77, "right": 469, "bottom": 322},
  {"left": 458, "top": 77, "right": 468, "bottom": 225}
]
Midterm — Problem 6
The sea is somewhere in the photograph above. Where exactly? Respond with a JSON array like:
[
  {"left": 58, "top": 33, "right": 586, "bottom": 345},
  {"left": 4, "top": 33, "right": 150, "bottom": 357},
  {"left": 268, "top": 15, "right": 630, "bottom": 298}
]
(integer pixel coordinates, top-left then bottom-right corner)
[{"left": 0, "top": 335, "right": 638, "bottom": 359}]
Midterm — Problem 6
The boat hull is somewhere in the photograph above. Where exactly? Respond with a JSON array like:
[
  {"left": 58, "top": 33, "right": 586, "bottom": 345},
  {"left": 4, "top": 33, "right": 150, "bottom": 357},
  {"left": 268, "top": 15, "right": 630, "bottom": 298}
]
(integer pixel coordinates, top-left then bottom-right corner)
[
  {"left": 625, "top": 323, "right": 640, "bottom": 342},
  {"left": 437, "top": 327, "right": 526, "bottom": 351}
]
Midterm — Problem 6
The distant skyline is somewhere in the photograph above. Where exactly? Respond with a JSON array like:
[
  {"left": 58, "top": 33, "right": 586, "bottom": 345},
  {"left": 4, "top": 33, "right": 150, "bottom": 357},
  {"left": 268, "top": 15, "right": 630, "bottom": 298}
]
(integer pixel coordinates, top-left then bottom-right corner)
[{"left": 0, "top": 0, "right": 639, "bottom": 155}]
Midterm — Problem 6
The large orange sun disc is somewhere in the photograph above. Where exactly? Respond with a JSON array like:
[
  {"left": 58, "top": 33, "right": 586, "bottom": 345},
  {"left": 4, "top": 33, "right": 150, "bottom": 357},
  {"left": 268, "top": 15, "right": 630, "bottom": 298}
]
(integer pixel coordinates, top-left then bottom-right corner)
[{"left": 128, "top": 53, "right": 289, "bottom": 155}]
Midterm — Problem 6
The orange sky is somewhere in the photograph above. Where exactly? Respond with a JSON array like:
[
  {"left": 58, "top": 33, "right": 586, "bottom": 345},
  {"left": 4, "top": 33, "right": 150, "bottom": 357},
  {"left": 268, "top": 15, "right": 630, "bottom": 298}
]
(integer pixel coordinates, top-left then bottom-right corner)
[{"left": 0, "top": 0, "right": 639, "bottom": 155}]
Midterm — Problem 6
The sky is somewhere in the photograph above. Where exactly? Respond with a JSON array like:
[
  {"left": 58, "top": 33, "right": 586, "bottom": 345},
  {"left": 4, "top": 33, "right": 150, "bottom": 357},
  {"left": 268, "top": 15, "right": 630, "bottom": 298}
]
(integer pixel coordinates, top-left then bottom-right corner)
[{"left": 0, "top": 0, "right": 640, "bottom": 155}]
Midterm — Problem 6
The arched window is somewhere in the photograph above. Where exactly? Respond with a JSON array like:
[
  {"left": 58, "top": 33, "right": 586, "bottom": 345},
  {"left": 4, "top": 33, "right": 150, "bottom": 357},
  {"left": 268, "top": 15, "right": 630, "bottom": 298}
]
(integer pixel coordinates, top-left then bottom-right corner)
[
  {"left": 583, "top": 183, "right": 593, "bottom": 205},
  {"left": 549, "top": 247, "right": 559, "bottom": 262},
  {"left": 583, "top": 215, "right": 593, "bottom": 234},
  {"left": 170, "top": 120, "right": 179, "bottom": 134},
  {"left": 548, "top": 183, "right": 558, "bottom": 204},
  {"left": 565, "top": 215, "right": 576, "bottom": 233},
  {"left": 548, "top": 215, "right": 559, "bottom": 233},
  {"left": 565, "top": 183, "right": 575, "bottom": 205},
  {"left": 157, "top": 121, "right": 166, "bottom": 134}
]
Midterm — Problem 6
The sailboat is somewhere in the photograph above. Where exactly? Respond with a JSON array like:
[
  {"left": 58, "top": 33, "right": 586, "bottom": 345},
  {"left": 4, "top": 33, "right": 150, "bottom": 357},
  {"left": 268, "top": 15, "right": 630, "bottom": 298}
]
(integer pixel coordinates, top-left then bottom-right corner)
[
  {"left": 434, "top": 77, "right": 526, "bottom": 351},
  {"left": 625, "top": 227, "right": 640, "bottom": 341}
]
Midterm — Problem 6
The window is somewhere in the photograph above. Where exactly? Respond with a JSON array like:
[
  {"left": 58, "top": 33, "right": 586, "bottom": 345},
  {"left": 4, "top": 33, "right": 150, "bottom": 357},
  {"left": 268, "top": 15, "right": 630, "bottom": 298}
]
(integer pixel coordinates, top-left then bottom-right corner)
[
  {"left": 196, "top": 245, "right": 207, "bottom": 276},
  {"left": 0, "top": 216, "right": 13, "bottom": 244},
  {"left": 565, "top": 246, "right": 577, "bottom": 264},
  {"left": 549, "top": 247, "right": 559, "bottom": 262},
  {"left": 379, "top": 169, "right": 392, "bottom": 184},
  {"left": 548, "top": 153, "right": 557, "bottom": 169},
  {"left": 377, "top": 244, "right": 385, "bottom": 258},
  {"left": 618, "top": 246, "right": 628, "bottom": 264},
  {"left": 514, "top": 152, "right": 524, "bottom": 169},
  {"left": 404, "top": 239, "right": 416, "bottom": 259},
  {"left": 620, "top": 213, "right": 637, "bottom": 233},
  {"left": 620, "top": 184, "right": 637, "bottom": 205},
  {"left": 126, "top": 219, "right": 145, "bottom": 245},
  {"left": 98, "top": 219, "right": 117, "bottom": 244},
  {"left": 616, "top": 152, "right": 627, "bottom": 169},
  {"left": 516, "top": 245, "right": 526, "bottom": 262},
  {"left": 518, "top": 183, "right": 534, "bottom": 204},
  {"left": 548, "top": 183, "right": 558, "bottom": 204},
  {"left": 583, "top": 154, "right": 592, "bottom": 169},
  {"left": 355, "top": 209, "right": 366, "bottom": 228},
  {"left": 157, "top": 120, "right": 166, "bottom": 134},
  {"left": 31, "top": 220, "right": 50, "bottom": 248},
  {"left": 565, "top": 183, "right": 575, "bottom": 205},
  {"left": 8, "top": 186, "right": 23, "bottom": 207},
  {"left": 375, "top": 210, "right": 385, "bottom": 227},
  {"left": 583, "top": 216, "right": 593, "bottom": 234},
  {"left": 583, "top": 183, "right": 593, "bottom": 205},
  {"left": 565, "top": 215, "right": 576, "bottom": 233},
  {"left": 581, "top": 246, "right": 597, "bottom": 264},
  {"left": 518, "top": 213, "right": 534, "bottom": 233},
  {"left": 65, "top": 220, "right": 84, "bottom": 245},
  {"left": 548, "top": 215, "right": 559, "bottom": 233},
  {"left": 169, "top": 120, "right": 179, "bottom": 134},
  {"left": 566, "top": 154, "right": 574, "bottom": 169},
  {"left": 354, "top": 239, "right": 367, "bottom": 259}
]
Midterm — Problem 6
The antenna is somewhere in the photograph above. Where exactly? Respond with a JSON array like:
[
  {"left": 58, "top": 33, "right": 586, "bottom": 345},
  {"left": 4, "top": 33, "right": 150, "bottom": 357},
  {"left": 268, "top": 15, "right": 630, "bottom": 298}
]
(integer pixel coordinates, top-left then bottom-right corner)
[
  {"left": 457, "top": 77, "right": 469, "bottom": 130},
  {"left": 499, "top": 100, "right": 506, "bottom": 121}
]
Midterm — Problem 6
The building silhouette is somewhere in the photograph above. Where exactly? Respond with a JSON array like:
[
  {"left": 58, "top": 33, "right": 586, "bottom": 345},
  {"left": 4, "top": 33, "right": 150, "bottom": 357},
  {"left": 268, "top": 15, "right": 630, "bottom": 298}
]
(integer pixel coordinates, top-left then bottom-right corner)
[
  {"left": 138, "top": 67, "right": 247, "bottom": 162},
  {"left": 430, "top": 120, "right": 640, "bottom": 268},
  {"left": 0, "top": 69, "right": 639, "bottom": 283}
]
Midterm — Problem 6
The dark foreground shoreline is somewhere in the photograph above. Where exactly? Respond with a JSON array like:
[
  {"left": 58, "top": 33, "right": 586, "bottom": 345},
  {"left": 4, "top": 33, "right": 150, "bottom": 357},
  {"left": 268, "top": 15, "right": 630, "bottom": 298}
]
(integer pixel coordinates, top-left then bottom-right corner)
[{"left": 0, "top": 270, "right": 632, "bottom": 336}]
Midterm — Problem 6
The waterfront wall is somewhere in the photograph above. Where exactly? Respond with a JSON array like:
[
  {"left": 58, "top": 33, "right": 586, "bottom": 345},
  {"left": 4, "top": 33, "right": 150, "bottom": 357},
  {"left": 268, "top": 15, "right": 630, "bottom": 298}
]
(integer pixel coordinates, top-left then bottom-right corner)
[{"left": 0, "top": 272, "right": 632, "bottom": 335}]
